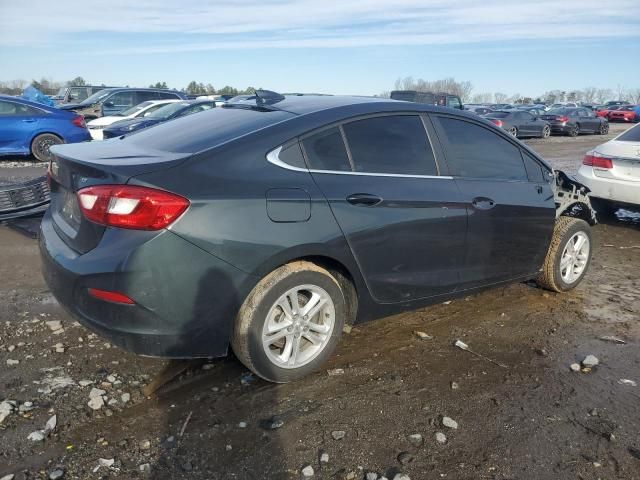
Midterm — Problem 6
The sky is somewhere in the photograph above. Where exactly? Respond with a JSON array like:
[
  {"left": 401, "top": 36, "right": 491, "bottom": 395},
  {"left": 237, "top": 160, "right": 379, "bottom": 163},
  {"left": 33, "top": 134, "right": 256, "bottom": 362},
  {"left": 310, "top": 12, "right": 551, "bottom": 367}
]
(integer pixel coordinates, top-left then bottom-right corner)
[{"left": 1, "top": 0, "right": 639, "bottom": 97}]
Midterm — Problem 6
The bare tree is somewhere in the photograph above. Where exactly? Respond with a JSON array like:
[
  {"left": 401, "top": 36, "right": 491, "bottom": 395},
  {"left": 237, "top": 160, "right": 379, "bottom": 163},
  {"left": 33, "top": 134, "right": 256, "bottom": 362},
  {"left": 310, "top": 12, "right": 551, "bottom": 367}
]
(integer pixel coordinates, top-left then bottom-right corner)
[
  {"left": 392, "top": 77, "right": 474, "bottom": 102},
  {"left": 494, "top": 92, "right": 508, "bottom": 104},
  {"left": 471, "top": 92, "right": 493, "bottom": 104},
  {"left": 627, "top": 88, "right": 640, "bottom": 104},
  {"left": 615, "top": 84, "right": 626, "bottom": 101},
  {"left": 595, "top": 88, "right": 613, "bottom": 104},
  {"left": 583, "top": 87, "right": 597, "bottom": 103}
]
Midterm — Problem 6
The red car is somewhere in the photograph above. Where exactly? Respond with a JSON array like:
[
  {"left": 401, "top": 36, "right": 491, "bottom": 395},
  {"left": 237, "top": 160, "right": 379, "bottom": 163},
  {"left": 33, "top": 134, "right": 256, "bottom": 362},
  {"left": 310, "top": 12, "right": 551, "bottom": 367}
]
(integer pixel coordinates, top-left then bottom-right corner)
[
  {"left": 596, "top": 106, "right": 622, "bottom": 118},
  {"left": 607, "top": 106, "right": 638, "bottom": 123}
]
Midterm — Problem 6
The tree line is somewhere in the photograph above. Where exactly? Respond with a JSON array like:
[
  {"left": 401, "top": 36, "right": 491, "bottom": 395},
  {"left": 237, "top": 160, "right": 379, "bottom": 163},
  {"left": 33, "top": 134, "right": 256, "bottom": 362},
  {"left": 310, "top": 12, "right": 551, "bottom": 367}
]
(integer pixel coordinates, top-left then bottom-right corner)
[
  {"left": 387, "top": 77, "right": 640, "bottom": 105},
  {"left": 2, "top": 75, "right": 639, "bottom": 104},
  {"left": 0, "top": 77, "right": 256, "bottom": 97}
]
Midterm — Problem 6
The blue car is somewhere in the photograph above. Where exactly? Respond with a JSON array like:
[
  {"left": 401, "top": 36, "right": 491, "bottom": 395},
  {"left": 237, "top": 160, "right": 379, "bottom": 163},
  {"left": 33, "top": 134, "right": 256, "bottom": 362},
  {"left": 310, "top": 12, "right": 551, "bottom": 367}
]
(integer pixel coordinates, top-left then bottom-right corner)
[
  {"left": 103, "top": 99, "right": 216, "bottom": 139},
  {"left": 0, "top": 95, "right": 91, "bottom": 162}
]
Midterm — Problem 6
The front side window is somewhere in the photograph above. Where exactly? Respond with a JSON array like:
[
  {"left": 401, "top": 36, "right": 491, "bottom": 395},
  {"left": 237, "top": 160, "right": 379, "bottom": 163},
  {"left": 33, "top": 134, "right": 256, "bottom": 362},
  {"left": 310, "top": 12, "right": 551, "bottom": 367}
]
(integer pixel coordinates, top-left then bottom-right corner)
[
  {"left": 302, "top": 127, "right": 351, "bottom": 172},
  {"left": 69, "top": 87, "right": 88, "bottom": 101},
  {"left": 343, "top": 115, "right": 438, "bottom": 176},
  {"left": 448, "top": 96, "right": 462, "bottom": 109},
  {"left": 434, "top": 116, "right": 527, "bottom": 181}
]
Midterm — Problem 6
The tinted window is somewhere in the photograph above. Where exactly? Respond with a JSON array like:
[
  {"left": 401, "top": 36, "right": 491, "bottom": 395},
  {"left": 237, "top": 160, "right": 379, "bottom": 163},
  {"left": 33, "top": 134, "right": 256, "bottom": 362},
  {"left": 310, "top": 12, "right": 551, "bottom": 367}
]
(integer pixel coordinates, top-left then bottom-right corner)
[
  {"left": 434, "top": 117, "right": 527, "bottom": 180},
  {"left": 343, "top": 115, "right": 438, "bottom": 175},
  {"left": 0, "top": 101, "right": 41, "bottom": 116},
  {"left": 108, "top": 91, "right": 135, "bottom": 108},
  {"left": 448, "top": 96, "right": 462, "bottom": 109},
  {"left": 520, "top": 112, "right": 534, "bottom": 121},
  {"left": 486, "top": 112, "right": 509, "bottom": 118},
  {"left": 278, "top": 142, "right": 307, "bottom": 169},
  {"left": 302, "top": 127, "right": 351, "bottom": 172},
  {"left": 617, "top": 124, "right": 640, "bottom": 142},
  {"left": 69, "top": 87, "right": 88, "bottom": 101},
  {"left": 137, "top": 91, "right": 159, "bottom": 102},
  {"left": 157, "top": 91, "right": 181, "bottom": 100},
  {"left": 522, "top": 151, "right": 544, "bottom": 182}
]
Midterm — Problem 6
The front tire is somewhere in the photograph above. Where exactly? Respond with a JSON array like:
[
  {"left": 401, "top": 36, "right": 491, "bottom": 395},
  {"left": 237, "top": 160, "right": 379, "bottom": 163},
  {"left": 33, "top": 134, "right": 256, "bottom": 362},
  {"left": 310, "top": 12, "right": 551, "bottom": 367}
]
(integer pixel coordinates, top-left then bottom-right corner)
[
  {"left": 31, "top": 133, "right": 63, "bottom": 162},
  {"left": 231, "top": 261, "right": 346, "bottom": 383},
  {"left": 537, "top": 217, "right": 592, "bottom": 292}
]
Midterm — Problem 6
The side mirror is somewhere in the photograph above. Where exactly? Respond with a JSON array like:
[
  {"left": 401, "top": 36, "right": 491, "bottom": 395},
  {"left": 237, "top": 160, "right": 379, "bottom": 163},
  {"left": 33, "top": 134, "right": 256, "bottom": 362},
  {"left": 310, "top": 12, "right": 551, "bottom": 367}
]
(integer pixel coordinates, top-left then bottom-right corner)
[{"left": 104, "top": 101, "right": 114, "bottom": 108}]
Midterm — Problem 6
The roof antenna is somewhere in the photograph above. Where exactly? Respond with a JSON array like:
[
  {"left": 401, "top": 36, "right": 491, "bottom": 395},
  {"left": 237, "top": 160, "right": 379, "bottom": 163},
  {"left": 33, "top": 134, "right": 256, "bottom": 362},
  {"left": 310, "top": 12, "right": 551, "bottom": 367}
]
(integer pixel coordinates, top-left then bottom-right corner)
[{"left": 254, "top": 89, "right": 285, "bottom": 105}]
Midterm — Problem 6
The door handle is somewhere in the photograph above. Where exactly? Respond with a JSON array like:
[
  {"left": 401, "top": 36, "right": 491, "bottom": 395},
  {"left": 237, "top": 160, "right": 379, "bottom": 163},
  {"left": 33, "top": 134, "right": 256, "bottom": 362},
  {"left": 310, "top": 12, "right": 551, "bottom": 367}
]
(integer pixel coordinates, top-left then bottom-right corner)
[
  {"left": 21, "top": 119, "right": 36, "bottom": 123},
  {"left": 471, "top": 197, "right": 496, "bottom": 210},
  {"left": 536, "top": 185, "right": 543, "bottom": 194},
  {"left": 346, "top": 193, "right": 383, "bottom": 207}
]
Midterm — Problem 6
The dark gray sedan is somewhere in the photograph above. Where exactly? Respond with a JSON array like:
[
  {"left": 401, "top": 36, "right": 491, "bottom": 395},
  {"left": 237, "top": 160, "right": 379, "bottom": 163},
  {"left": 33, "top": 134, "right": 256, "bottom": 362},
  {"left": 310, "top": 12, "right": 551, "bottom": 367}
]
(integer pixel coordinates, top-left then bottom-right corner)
[
  {"left": 540, "top": 107, "right": 609, "bottom": 136},
  {"left": 485, "top": 111, "right": 551, "bottom": 138},
  {"left": 40, "top": 92, "right": 595, "bottom": 382}
]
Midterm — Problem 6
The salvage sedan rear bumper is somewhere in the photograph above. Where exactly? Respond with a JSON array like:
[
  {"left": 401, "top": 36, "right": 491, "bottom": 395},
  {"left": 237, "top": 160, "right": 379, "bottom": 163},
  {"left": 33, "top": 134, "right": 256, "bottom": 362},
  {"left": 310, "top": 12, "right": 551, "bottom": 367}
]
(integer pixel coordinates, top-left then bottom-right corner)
[{"left": 39, "top": 210, "right": 256, "bottom": 358}]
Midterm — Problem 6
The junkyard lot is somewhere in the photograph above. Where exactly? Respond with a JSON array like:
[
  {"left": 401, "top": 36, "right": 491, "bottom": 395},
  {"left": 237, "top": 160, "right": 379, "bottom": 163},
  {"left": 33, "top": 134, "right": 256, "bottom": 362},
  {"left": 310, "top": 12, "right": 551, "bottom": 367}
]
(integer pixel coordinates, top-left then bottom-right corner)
[{"left": 1, "top": 123, "right": 639, "bottom": 480}]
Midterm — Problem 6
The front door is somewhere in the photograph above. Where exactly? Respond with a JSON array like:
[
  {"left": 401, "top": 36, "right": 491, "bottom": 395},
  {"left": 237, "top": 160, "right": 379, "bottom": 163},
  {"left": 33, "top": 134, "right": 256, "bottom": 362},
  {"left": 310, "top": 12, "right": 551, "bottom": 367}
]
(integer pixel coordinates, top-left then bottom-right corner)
[
  {"left": 431, "top": 114, "right": 555, "bottom": 288},
  {"left": 301, "top": 114, "right": 467, "bottom": 303},
  {"left": 0, "top": 100, "right": 40, "bottom": 155}
]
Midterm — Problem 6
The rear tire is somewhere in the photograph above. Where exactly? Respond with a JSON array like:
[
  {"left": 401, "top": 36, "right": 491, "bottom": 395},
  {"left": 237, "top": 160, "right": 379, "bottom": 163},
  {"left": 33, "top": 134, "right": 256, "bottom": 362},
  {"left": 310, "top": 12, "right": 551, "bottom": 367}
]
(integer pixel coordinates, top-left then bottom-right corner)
[
  {"left": 537, "top": 217, "right": 592, "bottom": 292},
  {"left": 597, "top": 122, "right": 609, "bottom": 135},
  {"left": 507, "top": 126, "right": 518, "bottom": 137},
  {"left": 31, "top": 133, "right": 63, "bottom": 162},
  {"left": 231, "top": 261, "right": 346, "bottom": 383},
  {"left": 541, "top": 125, "right": 551, "bottom": 139}
]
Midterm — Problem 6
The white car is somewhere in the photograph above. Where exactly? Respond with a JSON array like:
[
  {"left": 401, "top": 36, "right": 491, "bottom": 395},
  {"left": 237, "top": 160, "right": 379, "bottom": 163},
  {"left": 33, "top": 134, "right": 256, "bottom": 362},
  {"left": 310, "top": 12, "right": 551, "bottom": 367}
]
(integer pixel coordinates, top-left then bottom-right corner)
[
  {"left": 86, "top": 100, "right": 180, "bottom": 140},
  {"left": 576, "top": 123, "right": 640, "bottom": 212}
]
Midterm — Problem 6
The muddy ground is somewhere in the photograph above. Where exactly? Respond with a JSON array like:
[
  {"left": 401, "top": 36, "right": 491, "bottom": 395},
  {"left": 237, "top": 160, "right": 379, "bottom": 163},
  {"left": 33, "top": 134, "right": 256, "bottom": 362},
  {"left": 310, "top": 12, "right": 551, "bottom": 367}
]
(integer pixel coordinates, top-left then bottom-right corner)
[{"left": 1, "top": 124, "right": 639, "bottom": 480}]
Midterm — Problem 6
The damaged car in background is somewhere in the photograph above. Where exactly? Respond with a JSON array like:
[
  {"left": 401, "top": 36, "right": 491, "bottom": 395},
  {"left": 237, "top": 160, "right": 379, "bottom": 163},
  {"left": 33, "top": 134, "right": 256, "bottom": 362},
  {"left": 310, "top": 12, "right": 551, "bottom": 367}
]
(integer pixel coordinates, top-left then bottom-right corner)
[{"left": 39, "top": 92, "right": 597, "bottom": 383}]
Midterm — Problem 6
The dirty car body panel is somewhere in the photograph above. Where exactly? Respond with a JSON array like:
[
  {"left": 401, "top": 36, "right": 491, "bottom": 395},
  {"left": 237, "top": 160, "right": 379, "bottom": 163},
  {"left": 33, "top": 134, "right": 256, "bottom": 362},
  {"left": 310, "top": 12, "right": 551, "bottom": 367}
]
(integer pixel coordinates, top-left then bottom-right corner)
[{"left": 40, "top": 95, "right": 579, "bottom": 358}]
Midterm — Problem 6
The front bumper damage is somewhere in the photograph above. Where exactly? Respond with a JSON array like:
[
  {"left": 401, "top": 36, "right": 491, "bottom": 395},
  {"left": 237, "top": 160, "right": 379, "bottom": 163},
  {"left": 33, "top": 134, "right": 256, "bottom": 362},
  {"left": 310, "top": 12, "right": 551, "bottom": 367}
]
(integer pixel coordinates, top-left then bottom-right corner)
[
  {"left": 0, "top": 176, "right": 50, "bottom": 221},
  {"left": 554, "top": 170, "right": 597, "bottom": 225}
]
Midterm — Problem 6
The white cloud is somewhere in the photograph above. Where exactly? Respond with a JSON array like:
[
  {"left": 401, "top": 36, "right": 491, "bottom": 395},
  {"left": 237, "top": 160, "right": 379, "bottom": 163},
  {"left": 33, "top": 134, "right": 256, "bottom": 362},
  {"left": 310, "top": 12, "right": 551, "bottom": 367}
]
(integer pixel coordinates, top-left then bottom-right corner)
[{"left": 0, "top": 0, "right": 638, "bottom": 50}]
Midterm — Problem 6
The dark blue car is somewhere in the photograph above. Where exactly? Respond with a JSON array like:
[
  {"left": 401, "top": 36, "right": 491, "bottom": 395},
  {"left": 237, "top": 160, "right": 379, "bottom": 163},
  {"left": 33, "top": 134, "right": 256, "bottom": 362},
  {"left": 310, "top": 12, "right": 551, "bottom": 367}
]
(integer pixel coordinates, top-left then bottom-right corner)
[
  {"left": 102, "top": 100, "right": 215, "bottom": 139},
  {"left": 0, "top": 95, "right": 91, "bottom": 162}
]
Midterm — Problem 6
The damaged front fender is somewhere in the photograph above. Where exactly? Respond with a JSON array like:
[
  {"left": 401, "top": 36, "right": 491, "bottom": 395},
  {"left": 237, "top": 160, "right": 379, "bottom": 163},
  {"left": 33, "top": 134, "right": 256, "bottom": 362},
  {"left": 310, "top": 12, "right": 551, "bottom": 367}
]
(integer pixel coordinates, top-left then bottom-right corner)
[
  {"left": 0, "top": 176, "right": 50, "bottom": 221},
  {"left": 554, "top": 170, "right": 596, "bottom": 225}
]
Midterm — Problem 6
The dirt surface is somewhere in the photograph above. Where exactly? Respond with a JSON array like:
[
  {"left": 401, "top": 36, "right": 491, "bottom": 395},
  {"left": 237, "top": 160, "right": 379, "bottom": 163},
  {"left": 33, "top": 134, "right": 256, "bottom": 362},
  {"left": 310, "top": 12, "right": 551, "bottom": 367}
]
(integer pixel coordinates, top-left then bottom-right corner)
[{"left": 1, "top": 126, "right": 640, "bottom": 480}]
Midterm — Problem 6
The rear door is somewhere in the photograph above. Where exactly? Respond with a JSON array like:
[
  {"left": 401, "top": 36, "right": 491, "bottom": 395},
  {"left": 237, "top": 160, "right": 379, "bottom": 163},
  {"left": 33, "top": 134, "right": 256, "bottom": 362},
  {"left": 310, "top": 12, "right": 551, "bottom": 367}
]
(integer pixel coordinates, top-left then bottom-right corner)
[
  {"left": 304, "top": 114, "right": 467, "bottom": 303},
  {"left": 431, "top": 115, "right": 555, "bottom": 288},
  {"left": 0, "top": 100, "right": 41, "bottom": 155},
  {"left": 577, "top": 109, "right": 598, "bottom": 132}
]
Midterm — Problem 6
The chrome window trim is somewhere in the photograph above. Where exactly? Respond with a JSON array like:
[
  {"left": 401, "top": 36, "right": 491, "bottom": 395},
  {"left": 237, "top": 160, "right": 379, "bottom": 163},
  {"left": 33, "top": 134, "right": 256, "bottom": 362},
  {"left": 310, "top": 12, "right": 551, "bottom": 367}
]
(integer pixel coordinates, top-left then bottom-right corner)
[{"left": 266, "top": 146, "right": 453, "bottom": 180}]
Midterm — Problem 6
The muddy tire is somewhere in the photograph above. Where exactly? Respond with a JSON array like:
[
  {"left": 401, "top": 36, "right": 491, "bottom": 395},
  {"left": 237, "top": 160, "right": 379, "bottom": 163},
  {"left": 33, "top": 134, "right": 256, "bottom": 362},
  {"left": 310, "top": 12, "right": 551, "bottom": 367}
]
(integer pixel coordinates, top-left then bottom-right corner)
[
  {"left": 31, "top": 133, "right": 63, "bottom": 162},
  {"left": 537, "top": 217, "right": 592, "bottom": 292},
  {"left": 231, "top": 261, "right": 346, "bottom": 383}
]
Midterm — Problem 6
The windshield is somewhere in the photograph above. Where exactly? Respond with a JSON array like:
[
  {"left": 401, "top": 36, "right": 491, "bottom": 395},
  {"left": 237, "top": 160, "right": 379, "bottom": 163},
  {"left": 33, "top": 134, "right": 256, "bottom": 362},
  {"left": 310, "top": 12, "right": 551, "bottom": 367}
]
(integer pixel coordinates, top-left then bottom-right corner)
[
  {"left": 617, "top": 124, "right": 640, "bottom": 142},
  {"left": 80, "top": 89, "right": 112, "bottom": 105},
  {"left": 147, "top": 102, "right": 191, "bottom": 119},
  {"left": 118, "top": 101, "right": 154, "bottom": 117}
]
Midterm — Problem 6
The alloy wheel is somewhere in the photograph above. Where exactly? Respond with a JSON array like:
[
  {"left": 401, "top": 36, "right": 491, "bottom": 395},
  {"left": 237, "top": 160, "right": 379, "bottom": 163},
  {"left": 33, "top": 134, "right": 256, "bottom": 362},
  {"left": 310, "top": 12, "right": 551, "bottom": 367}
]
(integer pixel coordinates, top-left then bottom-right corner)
[
  {"left": 560, "top": 232, "right": 590, "bottom": 284},
  {"left": 508, "top": 127, "right": 517, "bottom": 137},
  {"left": 542, "top": 125, "right": 551, "bottom": 138},
  {"left": 261, "top": 284, "right": 336, "bottom": 369}
]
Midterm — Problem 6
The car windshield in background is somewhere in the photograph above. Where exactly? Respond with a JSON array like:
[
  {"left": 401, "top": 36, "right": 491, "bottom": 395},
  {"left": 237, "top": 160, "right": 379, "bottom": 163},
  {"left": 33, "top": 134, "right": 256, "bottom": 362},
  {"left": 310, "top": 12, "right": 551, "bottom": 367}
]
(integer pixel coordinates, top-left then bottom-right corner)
[
  {"left": 128, "top": 106, "right": 293, "bottom": 154},
  {"left": 485, "top": 112, "right": 510, "bottom": 118},
  {"left": 56, "top": 87, "right": 67, "bottom": 97},
  {"left": 617, "top": 124, "right": 640, "bottom": 142},
  {"left": 147, "top": 102, "right": 190, "bottom": 119},
  {"left": 118, "top": 102, "right": 154, "bottom": 117},
  {"left": 80, "top": 89, "right": 112, "bottom": 105}
]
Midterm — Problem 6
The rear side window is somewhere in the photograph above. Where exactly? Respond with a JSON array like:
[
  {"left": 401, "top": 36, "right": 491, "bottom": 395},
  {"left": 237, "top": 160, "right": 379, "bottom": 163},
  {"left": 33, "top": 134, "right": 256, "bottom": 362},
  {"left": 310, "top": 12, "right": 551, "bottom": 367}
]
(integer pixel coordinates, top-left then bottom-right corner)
[
  {"left": 343, "top": 115, "right": 438, "bottom": 175},
  {"left": 434, "top": 116, "right": 527, "bottom": 181},
  {"left": 522, "top": 151, "right": 545, "bottom": 182},
  {"left": 157, "top": 91, "right": 181, "bottom": 100},
  {"left": 302, "top": 127, "right": 351, "bottom": 172},
  {"left": 617, "top": 124, "right": 640, "bottom": 142},
  {"left": 278, "top": 143, "right": 307, "bottom": 169}
]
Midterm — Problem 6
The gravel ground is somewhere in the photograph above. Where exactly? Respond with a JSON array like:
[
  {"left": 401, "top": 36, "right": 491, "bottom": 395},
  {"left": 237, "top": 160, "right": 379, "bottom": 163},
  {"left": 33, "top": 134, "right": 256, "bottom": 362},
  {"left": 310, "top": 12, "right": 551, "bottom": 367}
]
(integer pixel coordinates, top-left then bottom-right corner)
[{"left": 1, "top": 124, "right": 639, "bottom": 480}]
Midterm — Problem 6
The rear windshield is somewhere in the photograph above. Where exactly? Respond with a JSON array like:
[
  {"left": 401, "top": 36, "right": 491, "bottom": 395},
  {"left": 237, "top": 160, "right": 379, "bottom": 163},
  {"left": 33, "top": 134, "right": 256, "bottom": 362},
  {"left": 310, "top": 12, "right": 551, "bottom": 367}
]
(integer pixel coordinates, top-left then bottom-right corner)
[
  {"left": 127, "top": 107, "right": 293, "bottom": 153},
  {"left": 617, "top": 124, "right": 640, "bottom": 142},
  {"left": 485, "top": 112, "right": 509, "bottom": 118}
]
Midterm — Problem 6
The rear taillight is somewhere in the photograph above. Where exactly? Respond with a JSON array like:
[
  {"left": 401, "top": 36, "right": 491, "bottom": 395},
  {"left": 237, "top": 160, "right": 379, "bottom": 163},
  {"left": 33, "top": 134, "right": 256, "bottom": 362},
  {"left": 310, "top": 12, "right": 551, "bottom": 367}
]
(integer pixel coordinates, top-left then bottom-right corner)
[
  {"left": 71, "top": 115, "right": 86, "bottom": 128},
  {"left": 556, "top": 116, "right": 569, "bottom": 122},
  {"left": 490, "top": 119, "right": 503, "bottom": 127},
  {"left": 88, "top": 288, "right": 135, "bottom": 305},
  {"left": 583, "top": 154, "right": 613, "bottom": 169},
  {"left": 76, "top": 185, "right": 189, "bottom": 230}
]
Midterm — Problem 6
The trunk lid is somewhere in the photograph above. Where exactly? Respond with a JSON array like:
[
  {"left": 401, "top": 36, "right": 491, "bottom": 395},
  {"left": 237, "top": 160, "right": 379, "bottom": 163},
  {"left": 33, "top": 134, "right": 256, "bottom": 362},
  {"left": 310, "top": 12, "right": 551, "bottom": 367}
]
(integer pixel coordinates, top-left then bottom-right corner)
[
  {"left": 49, "top": 141, "right": 189, "bottom": 254},
  {"left": 592, "top": 141, "right": 640, "bottom": 182}
]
